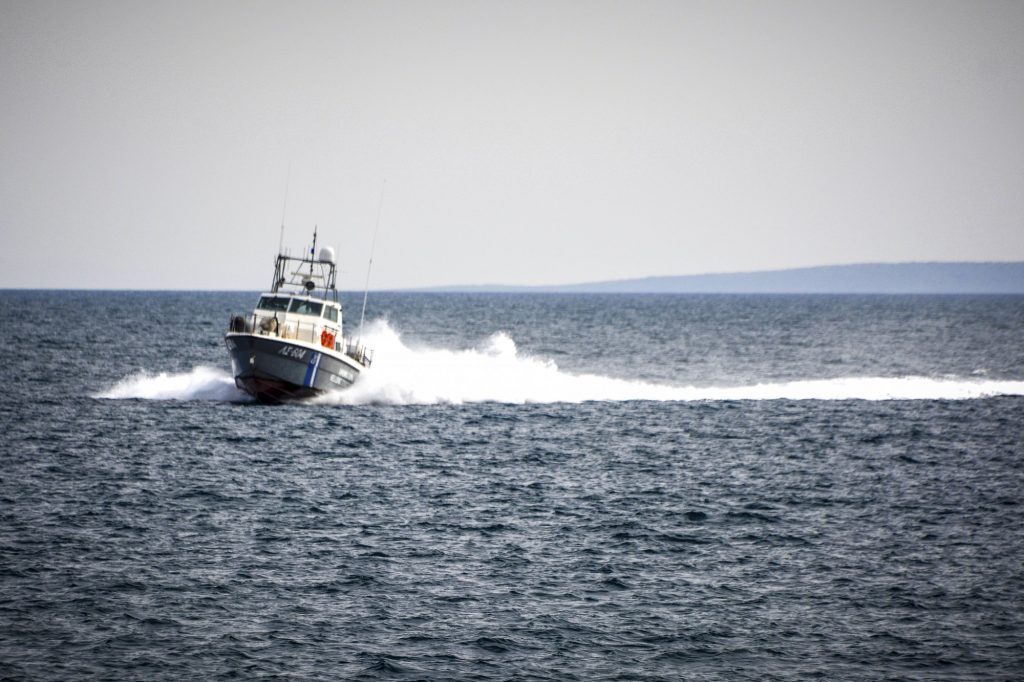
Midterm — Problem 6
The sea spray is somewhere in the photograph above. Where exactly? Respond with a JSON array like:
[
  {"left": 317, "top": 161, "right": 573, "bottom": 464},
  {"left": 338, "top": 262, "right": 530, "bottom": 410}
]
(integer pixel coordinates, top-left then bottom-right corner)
[
  {"left": 96, "top": 366, "right": 251, "bottom": 402},
  {"left": 98, "top": 320, "right": 1024, "bottom": 404}
]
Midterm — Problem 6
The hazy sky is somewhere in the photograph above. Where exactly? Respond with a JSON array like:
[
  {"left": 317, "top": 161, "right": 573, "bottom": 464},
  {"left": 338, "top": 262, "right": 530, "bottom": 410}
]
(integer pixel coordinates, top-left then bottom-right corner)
[{"left": 2, "top": 0, "right": 1023, "bottom": 290}]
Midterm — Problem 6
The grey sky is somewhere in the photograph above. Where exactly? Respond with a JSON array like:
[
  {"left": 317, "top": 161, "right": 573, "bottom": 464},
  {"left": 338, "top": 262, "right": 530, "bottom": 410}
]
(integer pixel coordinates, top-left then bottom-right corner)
[{"left": 2, "top": 0, "right": 1022, "bottom": 290}]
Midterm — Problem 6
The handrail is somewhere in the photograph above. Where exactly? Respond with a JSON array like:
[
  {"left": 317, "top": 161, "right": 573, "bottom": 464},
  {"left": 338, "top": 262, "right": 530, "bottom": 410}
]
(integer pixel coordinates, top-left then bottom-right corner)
[{"left": 226, "top": 312, "right": 372, "bottom": 367}]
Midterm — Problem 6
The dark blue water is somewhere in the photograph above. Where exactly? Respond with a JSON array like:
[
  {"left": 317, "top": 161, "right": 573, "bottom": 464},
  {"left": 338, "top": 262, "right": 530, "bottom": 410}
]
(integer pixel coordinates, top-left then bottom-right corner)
[{"left": 2, "top": 291, "right": 1023, "bottom": 679}]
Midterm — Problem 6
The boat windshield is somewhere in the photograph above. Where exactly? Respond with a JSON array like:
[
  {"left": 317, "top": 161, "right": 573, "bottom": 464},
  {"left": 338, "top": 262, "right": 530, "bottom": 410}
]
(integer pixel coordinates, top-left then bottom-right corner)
[
  {"left": 288, "top": 299, "right": 323, "bottom": 317},
  {"left": 258, "top": 296, "right": 291, "bottom": 311},
  {"left": 323, "top": 306, "right": 339, "bottom": 323}
]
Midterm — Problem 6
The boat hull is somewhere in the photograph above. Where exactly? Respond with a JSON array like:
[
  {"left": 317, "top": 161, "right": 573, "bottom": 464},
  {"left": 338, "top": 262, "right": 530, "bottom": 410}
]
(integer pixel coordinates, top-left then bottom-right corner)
[{"left": 225, "top": 333, "right": 361, "bottom": 403}]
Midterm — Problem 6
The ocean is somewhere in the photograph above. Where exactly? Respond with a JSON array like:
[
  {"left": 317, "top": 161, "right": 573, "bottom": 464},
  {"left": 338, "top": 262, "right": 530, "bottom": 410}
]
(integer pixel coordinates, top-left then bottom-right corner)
[{"left": 2, "top": 291, "right": 1023, "bottom": 680}]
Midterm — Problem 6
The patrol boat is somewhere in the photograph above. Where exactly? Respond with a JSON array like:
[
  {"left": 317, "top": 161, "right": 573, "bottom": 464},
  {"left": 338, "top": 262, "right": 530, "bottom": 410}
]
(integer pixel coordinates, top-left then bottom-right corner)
[{"left": 225, "top": 229, "right": 372, "bottom": 403}]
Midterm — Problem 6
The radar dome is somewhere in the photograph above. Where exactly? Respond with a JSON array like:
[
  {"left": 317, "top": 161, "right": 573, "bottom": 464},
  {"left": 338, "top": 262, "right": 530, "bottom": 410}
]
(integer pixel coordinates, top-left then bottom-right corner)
[{"left": 319, "top": 246, "right": 336, "bottom": 264}]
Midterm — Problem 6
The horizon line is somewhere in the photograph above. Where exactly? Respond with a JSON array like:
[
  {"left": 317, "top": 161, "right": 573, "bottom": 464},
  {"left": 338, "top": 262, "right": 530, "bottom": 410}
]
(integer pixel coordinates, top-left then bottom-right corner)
[{"left": 1, "top": 260, "right": 1022, "bottom": 293}]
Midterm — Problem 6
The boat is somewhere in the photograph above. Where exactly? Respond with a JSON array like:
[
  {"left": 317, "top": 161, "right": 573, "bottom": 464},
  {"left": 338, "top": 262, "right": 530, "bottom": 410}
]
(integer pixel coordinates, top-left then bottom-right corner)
[{"left": 225, "top": 228, "right": 372, "bottom": 403}]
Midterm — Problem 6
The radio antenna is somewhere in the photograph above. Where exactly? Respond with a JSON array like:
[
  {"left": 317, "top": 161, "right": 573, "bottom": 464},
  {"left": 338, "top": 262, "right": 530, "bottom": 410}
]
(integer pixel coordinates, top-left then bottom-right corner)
[
  {"left": 358, "top": 180, "right": 386, "bottom": 343},
  {"left": 278, "top": 165, "right": 291, "bottom": 256}
]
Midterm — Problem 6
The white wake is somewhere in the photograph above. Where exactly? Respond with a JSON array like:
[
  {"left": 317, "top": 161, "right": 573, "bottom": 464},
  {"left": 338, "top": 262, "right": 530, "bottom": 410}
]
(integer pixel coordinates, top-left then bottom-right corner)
[
  {"left": 97, "top": 320, "right": 1024, "bottom": 405},
  {"left": 96, "top": 366, "right": 252, "bottom": 402},
  {"left": 315, "top": 321, "right": 1024, "bottom": 405}
]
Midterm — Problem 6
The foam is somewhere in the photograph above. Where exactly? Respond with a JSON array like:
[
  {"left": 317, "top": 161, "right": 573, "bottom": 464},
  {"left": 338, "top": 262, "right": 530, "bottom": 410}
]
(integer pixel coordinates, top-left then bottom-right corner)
[
  {"left": 96, "top": 365, "right": 252, "bottom": 402},
  {"left": 313, "top": 321, "right": 1024, "bottom": 405},
  {"left": 97, "top": 321, "right": 1024, "bottom": 405}
]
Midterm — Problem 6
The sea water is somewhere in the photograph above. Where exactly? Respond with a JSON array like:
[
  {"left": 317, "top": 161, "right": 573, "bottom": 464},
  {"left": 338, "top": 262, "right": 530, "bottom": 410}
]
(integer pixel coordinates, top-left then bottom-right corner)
[{"left": 1, "top": 291, "right": 1023, "bottom": 679}]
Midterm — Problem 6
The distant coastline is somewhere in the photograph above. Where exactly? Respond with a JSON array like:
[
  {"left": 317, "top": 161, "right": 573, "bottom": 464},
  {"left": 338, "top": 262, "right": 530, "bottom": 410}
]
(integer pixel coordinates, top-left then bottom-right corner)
[
  {"left": 420, "top": 262, "right": 1024, "bottom": 295},
  {"left": 3, "top": 262, "right": 1024, "bottom": 294}
]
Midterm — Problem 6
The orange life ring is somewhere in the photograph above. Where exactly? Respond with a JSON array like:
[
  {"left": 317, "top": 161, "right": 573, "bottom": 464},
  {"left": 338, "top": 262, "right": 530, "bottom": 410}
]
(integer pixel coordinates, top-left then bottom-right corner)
[{"left": 321, "top": 330, "right": 335, "bottom": 348}]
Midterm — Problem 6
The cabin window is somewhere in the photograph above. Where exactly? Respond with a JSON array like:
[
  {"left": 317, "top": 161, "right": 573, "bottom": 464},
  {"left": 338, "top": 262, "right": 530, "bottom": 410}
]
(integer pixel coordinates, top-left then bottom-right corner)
[
  {"left": 258, "top": 296, "right": 290, "bottom": 311},
  {"left": 288, "top": 299, "right": 323, "bottom": 317},
  {"left": 323, "top": 306, "right": 339, "bottom": 323}
]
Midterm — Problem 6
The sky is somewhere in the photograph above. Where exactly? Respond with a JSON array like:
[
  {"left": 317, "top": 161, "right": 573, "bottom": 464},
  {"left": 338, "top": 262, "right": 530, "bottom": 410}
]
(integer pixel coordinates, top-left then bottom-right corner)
[{"left": 1, "top": 0, "right": 1023, "bottom": 290}]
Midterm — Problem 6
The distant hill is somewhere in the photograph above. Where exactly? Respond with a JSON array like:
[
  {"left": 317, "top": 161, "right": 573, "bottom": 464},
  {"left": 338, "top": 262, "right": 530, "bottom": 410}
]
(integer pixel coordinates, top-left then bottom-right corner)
[{"left": 426, "top": 262, "right": 1024, "bottom": 294}]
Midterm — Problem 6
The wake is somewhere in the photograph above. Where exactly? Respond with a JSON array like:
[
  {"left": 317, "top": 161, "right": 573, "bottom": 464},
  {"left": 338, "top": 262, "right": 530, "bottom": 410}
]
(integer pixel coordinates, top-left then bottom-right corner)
[
  {"left": 96, "top": 366, "right": 252, "bottom": 402},
  {"left": 97, "top": 320, "right": 1024, "bottom": 405}
]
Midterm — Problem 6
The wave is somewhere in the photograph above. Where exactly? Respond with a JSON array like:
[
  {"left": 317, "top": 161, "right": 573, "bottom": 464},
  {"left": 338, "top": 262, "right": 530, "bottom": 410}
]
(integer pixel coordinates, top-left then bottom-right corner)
[
  {"left": 315, "top": 321, "right": 1024, "bottom": 405},
  {"left": 97, "top": 321, "right": 1024, "bottom": 405},
  {"left": 96, "top": 366, "right": 252, "bottom": 402}
]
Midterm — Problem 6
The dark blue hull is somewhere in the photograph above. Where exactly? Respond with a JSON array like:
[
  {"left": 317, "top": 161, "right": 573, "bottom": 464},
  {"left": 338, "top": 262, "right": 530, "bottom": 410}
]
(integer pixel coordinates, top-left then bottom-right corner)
[{"left": 225, "top": 333, "right": 360, "bottom": 404}]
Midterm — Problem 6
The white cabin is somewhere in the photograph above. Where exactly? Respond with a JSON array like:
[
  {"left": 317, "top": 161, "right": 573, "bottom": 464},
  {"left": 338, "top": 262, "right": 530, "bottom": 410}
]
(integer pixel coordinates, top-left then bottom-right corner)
[{"left": 247, "top": 293, "right": 370, "bottom": 364}]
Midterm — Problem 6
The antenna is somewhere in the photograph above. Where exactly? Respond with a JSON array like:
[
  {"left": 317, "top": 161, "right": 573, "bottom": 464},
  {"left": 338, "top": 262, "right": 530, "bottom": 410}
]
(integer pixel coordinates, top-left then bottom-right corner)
[
  {"left": 310, "top": 225, "right": 317, "bottom": 281},
  {"left": 278, "top": 165, "right": 291, "bottom": 256},
  {"left": 358, "top": 180, "right": 386, "bottom": 342}
]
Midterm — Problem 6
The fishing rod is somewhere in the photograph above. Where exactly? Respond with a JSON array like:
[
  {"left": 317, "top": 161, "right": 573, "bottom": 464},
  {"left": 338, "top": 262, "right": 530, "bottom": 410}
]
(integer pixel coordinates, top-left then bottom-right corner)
[{"left": 358, "top": 180, "right": 386, "bottom": 344}]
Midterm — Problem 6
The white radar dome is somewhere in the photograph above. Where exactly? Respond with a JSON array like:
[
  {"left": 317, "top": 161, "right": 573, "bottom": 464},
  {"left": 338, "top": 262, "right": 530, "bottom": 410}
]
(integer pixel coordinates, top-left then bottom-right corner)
[{"left": 319, "top": 246, "right": 336, "bottom": 264}]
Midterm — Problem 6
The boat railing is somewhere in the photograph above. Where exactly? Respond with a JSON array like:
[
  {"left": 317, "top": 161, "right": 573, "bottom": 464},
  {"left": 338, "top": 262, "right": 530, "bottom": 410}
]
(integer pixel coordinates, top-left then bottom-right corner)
[
  {"left": 227, "top": 313, "right": 373, "bottom": 367},
  {"left": 342, "top": 339, "right": 373, "bottom": 367},
  {"left": 233, "top": 313, "right": 323, "bottom": 344}
]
